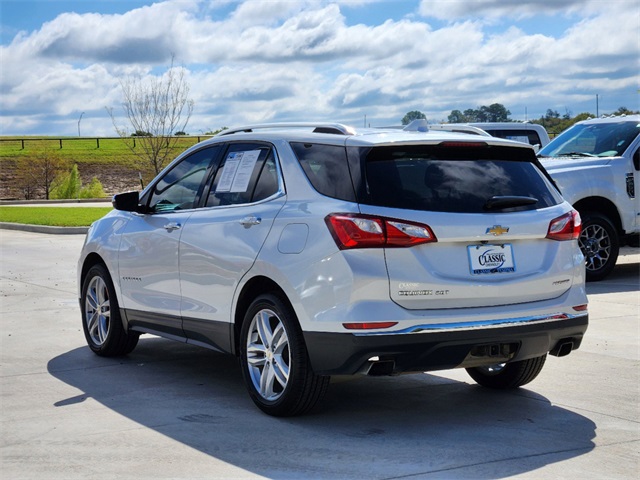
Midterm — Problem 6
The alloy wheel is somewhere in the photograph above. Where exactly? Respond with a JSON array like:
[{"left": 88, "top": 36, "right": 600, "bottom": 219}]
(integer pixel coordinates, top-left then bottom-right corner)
[
  {"left": 85, "top": 276, "right": 110, "bottom": 346},
  {"left": 246, "top": 308, "right": 290, "bottom": 401}
]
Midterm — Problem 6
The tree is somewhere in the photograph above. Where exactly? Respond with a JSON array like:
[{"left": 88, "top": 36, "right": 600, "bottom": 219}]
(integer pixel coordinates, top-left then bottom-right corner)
[
  {"left": 14, "top": 148, "right": 67, "bottom": 200},
  {"left": 50, "top": 164, "right": 82, "bottom": 199},
  {"left": 447, "top": 109, "right": 468, "bottom": 123},
  {"left": 108, "top": 56, "right": 194, "bottom": 175},
  {"left": 615, "top": 106, "right": 635, "bottom": 115},
  {"left": 448, "top": 104, "right": 511, "bottom": 123},
  {"left": 482, "top": 103, "right": 511, "bottom": 122},
  {"left": 402, "top": 110, "right": 427, "bottom": 125}
]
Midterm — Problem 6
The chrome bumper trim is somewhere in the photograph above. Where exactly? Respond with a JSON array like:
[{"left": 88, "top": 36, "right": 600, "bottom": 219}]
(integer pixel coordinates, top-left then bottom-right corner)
[{"left": 353, "top": 312, "right": 588, "bottom": 336}]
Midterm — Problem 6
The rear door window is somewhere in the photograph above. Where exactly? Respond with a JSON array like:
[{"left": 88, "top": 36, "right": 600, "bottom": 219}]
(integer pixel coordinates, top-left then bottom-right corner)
[
  {"left": 206, "top": 143, "right": 279, "bottom": 207},
  {"left": 361, "top": 145, "right": 562, "bottom": 213}
]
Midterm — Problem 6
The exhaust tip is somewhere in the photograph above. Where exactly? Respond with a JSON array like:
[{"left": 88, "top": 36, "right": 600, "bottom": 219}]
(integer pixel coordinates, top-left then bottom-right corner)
[{"left": 551, "top": 340, "right": 574, "bottom": 357}]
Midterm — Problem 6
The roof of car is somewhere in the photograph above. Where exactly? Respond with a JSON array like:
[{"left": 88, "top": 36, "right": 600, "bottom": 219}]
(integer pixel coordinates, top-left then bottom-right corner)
[
  {"left": 576, "top": 114, "right": 640, "bottom": 125},
  {"left": 211, "top": 122, "right": 535, "bottom": 149}
]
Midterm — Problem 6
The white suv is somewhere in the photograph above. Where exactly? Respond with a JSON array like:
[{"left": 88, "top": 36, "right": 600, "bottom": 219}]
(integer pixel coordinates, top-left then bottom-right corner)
[
  {"left": 78, "top": 123, "right": 588, "bottom": 416},
  {"left": 538, "top": 115, "right": 640, "bottom": 281}
]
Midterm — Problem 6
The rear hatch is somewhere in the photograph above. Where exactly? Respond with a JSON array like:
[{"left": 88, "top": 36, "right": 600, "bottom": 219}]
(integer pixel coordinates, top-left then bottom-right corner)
[{"left": 353, "top": 142, "right": 577, "bottom": 310}]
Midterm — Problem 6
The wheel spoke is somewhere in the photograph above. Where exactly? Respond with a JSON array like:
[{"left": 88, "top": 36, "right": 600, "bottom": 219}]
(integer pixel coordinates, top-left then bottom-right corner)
[
  {"left": 260, "top": 361, "right": 277, "bottom": 398},
  {"left": 255, "top": 310, "right": 273, "bottom": 348},
  {"left": 247, "top": 343, "right": 266, "bottom": 367},
  {"left": 272, "top": 354, "right": 289, "bottom": 387}
]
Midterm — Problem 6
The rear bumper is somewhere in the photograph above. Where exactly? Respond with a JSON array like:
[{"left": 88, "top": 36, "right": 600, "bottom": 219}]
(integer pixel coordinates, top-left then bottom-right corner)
[{"left": 303, "top": 314, "right": 588, "bottom": 375}]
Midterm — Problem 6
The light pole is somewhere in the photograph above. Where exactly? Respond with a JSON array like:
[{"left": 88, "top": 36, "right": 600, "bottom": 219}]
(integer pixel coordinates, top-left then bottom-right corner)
[{"left": 78, "top": 112, "right": 85, "bottom": 137}]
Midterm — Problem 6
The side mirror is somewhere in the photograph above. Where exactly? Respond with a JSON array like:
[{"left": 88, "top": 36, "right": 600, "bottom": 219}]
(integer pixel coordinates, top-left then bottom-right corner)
[{"left": 112, "top": 191, "right": 143, "bottom": 212}]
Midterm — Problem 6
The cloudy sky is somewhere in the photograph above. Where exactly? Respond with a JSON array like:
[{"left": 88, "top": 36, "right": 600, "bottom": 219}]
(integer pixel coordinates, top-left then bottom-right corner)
[{"left": 1, "top": 0, "right": 638, "bottom": 136}]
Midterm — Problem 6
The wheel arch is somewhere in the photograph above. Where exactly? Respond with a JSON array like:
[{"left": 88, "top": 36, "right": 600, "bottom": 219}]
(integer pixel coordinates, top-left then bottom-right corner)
[
  {"left": 80, "top": 252, "right": 107, "bottom": 283},
  {"left": 80, "top": 253, "right": 128, "bottom": 330},
  {"left": 233, "top": 276, "right": 294, "bottom": 356},
  {"left": 573, "top": 196, "right": 622, "bottom": 233}
]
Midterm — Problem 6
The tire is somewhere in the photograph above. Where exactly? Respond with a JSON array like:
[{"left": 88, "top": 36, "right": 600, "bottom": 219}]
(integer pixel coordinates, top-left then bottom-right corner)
[
  {"left": 239, "top": 293, "right": 330, "bottom": 417},
  {"left": 579, "top": 212, "right": 619, "bottom": 282},
  {"left": 81, "top": 264, "right": 139, "bottom": 357},
  {"left": 466, "top": 354, "right": 547, "bottom": 389}
]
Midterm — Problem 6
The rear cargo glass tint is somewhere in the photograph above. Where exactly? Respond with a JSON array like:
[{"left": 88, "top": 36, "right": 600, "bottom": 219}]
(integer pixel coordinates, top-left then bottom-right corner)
[
  {"left": 363, "top": 145, "right": 561, "bottom": 213},
  {"left": 290, "top": 142, "right": 356, "bottom": 201}
]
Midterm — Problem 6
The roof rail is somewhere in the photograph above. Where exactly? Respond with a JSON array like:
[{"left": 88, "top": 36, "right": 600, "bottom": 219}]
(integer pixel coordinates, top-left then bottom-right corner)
[
  {"left": 218, "top": 122, "right": 357, "bottom": 136},
  {"left": 428, "top": 124, "right": 492, "bottom": 137}
]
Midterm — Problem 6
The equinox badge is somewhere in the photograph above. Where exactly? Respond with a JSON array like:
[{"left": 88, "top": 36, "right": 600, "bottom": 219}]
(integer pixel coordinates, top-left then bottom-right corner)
[{"left": 486, "top": 225, "right": 509, "bottom": 236}]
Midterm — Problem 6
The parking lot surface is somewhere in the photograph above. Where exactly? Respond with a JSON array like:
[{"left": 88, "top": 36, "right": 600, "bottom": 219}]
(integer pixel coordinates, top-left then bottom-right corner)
[{"left": 1, "top": 230, "right": 638, "bottom": 479}]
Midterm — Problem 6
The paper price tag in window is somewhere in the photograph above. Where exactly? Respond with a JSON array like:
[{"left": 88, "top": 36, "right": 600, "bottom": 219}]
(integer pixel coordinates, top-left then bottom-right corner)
[{"left": 216, "top": 150, "right": 260, "bottom": 193}]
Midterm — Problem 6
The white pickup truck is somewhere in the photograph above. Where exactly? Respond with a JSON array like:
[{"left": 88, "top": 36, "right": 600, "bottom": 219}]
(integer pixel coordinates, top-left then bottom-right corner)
[{"left": 538, "top": 115, "right": 640, "bottom": 281}]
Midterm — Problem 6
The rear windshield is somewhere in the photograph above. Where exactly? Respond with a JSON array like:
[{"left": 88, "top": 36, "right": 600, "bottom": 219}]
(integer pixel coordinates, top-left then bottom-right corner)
[
  {"left": 485, "top": 129, "right": 541, "bottom": 146},
  {"left": 361, "top": 145, "right": 561, "bottom": 213}
]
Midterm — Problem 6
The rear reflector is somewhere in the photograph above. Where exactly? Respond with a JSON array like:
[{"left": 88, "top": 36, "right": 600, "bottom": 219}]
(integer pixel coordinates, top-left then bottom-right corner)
[
  {"left": 343, "top": 322, "right": 398, "bottom": 330},
  {"left": 546, "top": 210, "right": 581, "bottom": 241},
  {"left": 326, "top": 213, "right": 436, "bottom": 249},
  {"left": 573, "top": 304, "right": 588, "bottom": 312}
]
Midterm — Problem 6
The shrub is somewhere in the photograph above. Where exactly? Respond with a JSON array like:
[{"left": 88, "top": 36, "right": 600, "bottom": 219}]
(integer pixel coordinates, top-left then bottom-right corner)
[
  {"left": 50, "top": 164, "right": 81, "bottom": 199},
  {"left": 79, "top": 177, "right": 106, "bottom": 198}
]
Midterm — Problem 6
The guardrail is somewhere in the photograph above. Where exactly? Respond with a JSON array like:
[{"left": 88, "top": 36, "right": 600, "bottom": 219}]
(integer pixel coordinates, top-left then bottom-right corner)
[{"left": 0, "top": 136, "right": 213, "bottom": 150}]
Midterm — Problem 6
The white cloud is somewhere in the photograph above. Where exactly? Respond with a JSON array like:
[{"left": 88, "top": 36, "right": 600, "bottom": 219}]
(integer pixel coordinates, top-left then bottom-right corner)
[
  {"left": 0, "top": 0, "right": 638, "bottom": 135},
  {"left": 418, "top": 0, "right": 616, "bottom": 21}
]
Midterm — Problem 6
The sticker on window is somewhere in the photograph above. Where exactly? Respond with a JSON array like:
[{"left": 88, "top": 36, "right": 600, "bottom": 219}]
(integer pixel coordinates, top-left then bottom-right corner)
[{"left": 216, "top": 150, "right": 261, "bottom": 193}]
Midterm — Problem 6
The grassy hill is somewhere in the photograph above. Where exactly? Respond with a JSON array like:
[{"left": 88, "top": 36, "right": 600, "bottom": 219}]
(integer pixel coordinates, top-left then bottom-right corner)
[{"left": 0, "top": 136, "right": 208, "bottom": 199}]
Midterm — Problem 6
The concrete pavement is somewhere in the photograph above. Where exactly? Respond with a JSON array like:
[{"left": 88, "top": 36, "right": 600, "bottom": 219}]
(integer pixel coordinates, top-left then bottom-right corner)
[{"left": 1, "top": 230, "right": 638, "bottom": 479}]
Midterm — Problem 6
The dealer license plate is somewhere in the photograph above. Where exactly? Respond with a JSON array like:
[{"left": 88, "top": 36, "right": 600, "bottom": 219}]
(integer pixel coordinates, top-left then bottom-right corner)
[{"left": 468, "top": 244, "right": 516, "bottom": 275}]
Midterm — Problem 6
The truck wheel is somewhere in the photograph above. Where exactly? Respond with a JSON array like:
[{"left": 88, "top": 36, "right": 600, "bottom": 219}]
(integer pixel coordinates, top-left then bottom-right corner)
[
  {"left": 466, "top": 355, "right": 546, "bottom": 389},
  {"left": 239, "top": 293, "right": 330, "bottom": 416},
  {"left": 579, "top": 212, "right": 619, "bottom": 282}
]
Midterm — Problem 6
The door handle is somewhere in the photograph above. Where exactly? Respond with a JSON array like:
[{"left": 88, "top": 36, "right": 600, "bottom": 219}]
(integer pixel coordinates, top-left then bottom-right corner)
[
  {"left": 240, "top": 216, "right": 262, "bottom": 227},
  {"left": 163, "top": 222, "right": 181, "bottom": 231}
]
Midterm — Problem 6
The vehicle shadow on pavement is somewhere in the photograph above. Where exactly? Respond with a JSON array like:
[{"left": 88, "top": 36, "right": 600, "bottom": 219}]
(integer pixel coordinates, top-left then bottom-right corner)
[{"left": 47, "top": 337, "right": 596, "bottom": 479}]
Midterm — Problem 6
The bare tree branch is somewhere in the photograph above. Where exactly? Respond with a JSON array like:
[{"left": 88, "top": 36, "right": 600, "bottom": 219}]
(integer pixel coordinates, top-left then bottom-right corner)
[{"left": 107, "top": 56, "right": 194, "bottom": 175}]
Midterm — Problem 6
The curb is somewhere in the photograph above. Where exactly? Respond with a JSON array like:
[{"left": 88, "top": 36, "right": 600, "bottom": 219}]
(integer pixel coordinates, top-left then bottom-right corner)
[{"left": 0, "top": 222, "right": 88, "bottom": 235}]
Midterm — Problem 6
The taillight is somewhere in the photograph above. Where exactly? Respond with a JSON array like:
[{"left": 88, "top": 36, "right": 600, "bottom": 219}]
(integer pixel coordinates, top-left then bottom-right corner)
[
  {"left": 325, "top": 214, "right": 437, "bottom": 249},
  {"left": 546, "top": 210, "right": 581, "bottom": 241}
]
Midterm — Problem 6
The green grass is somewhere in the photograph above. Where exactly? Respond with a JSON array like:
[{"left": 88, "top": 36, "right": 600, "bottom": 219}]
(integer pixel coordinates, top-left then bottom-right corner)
[
  {"left": 0, "top": 207, "right": 112, "bottom": 226},
  {"left": 0, "top": 136, "right": 206, "bottom": 167}
]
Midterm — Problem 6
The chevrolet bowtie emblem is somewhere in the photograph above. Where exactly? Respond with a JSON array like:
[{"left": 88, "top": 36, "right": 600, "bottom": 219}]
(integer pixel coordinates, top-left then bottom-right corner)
[{"left": 486, "top": 225, "right": 509, "bottom": 236}]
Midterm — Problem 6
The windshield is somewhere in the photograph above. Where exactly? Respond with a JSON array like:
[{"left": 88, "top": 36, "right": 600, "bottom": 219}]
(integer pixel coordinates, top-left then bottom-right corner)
[{"left": 539, "top": 120, "right": 640, "bottom": 158}]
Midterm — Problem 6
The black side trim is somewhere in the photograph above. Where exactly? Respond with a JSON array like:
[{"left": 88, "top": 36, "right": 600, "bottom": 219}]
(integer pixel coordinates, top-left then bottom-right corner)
[{"left": 122, "top": 308, "right": 233, "bottom": 354}]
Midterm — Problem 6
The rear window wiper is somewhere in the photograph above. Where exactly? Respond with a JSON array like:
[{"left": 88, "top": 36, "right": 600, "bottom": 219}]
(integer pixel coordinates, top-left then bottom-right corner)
[{"left": 483, "top": 196, "right": 538, "bottom": 211}]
